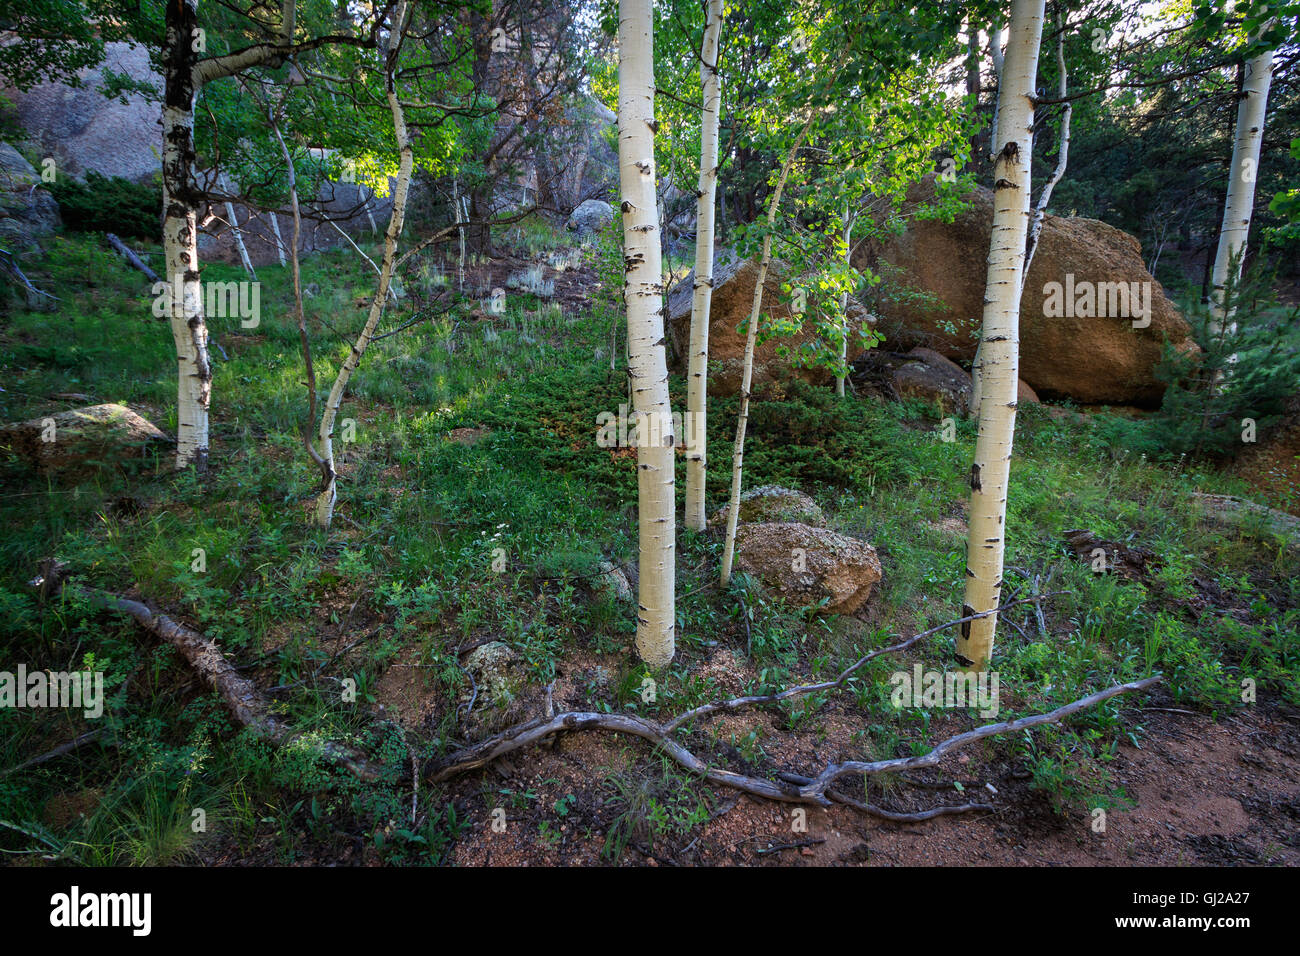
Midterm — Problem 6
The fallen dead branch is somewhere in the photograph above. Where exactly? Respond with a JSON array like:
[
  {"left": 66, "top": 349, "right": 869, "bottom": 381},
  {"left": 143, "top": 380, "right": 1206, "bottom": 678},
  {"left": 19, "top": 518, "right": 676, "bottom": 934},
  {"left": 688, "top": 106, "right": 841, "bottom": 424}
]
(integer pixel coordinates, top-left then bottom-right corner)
[
  {"left": 105, "top": 233, "right": 161, "bottom": 284},
  {"left": 428, "top": 595, "right": 1162, "bottom": 814},
  {"left": 0, "top": 728, "right": 109, "bottom": 779},
  {"left": 31, "top": 562, "right": 383, "bottom": 782}
]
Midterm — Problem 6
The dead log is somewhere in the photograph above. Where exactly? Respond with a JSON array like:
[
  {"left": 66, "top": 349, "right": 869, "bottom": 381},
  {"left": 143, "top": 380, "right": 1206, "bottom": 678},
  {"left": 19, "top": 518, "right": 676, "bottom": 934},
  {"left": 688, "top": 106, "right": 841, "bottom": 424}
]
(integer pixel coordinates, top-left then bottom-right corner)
[
  {"left": 30, "top": 561, "right": 383, "bottom": 782},
  {"left": 105, "top": 232, "right": 161, "bottom": 284}
]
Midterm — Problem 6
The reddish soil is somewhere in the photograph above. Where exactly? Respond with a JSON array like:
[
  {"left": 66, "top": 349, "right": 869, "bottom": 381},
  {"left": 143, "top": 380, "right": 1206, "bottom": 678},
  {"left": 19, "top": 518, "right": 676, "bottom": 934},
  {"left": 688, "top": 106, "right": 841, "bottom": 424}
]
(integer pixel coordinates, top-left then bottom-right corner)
[{"left": 436, "top": 694, "right": 1298, "bottom": 867}]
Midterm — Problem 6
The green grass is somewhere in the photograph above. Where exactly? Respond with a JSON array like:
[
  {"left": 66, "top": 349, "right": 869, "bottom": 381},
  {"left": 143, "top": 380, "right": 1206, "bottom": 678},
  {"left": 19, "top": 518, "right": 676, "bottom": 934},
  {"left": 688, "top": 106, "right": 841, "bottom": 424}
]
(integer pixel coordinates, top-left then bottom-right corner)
[{"left": 1, "top": 227, "right": 1296, "bottom": 864}]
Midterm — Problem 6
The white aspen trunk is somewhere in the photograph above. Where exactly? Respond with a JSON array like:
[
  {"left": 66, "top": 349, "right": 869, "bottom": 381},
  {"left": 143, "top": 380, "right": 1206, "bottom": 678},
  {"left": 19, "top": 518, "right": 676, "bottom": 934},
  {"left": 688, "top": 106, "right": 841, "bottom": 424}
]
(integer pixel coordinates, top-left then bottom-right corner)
[
  {"left": 453, "top": 176, "right": 466, "bottom": 291},
  {"left": 269, "top": 210, "right": 288, "bottom": 267},
  {"left": 365, "top": 188, "right": 380, "bottom": 234},
  {"left": 957, "top": 0, "right": 1045, "bottom": 672},
  {"left": 683, "top": 0, "right": 724, "bottom": 532},
  {"left": 1023, "top": 11, "right": 1070, "bottom": 275},
  {"left": 314, "top": 2, "right": 414, "bottom": 528},
  {"left": 219, "top": 171, "right": 258, "bottom": 280},
  {"left": 719, "top": 123, "right": 810, "bottom": 586},
  {"left": 836, "top": 207, "right": 852, "bottom": 399},
  {"left": 988, "top": 19, "right": 1007, "bottom": 162},
  {"left": 619, "top": 0, "right": 676, "bottom": 666},
  {"left": 162, "top": 0, "right": 212, "bottom": 471},
  {"left": 327, "top": 217, "right": 398, "bottom": 304},
  {"left": 1210, "top": 32, "right": 1274, "bottom": 325}
]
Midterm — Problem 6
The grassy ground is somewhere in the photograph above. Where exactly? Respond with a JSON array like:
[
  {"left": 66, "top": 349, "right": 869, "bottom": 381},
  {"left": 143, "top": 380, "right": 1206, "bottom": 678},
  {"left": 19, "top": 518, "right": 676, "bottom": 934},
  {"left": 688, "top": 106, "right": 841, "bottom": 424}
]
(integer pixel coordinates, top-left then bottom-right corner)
[{"left": 0, "top": 224, "right": 1296, "bottom": 865}]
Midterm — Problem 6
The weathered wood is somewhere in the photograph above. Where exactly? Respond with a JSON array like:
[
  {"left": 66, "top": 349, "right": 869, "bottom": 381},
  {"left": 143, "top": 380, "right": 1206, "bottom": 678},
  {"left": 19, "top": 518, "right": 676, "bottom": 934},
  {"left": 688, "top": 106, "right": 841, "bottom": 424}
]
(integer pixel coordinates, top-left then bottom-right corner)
[
  {"left": 32, "top": 563, "right": 383, "bottom": 782},
  {"left": 105, "top": 233, "right": 160, "bottom": 284}
]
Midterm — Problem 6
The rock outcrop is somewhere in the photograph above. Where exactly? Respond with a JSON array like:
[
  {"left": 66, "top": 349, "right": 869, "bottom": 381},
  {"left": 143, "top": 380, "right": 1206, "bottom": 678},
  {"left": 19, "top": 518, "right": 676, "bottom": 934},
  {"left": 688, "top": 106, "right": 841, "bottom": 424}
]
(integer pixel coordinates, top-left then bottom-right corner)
[
  {"left": 858, "top": 176, "right": 1196, "bottom": 406},
  {"left": 0, "top": 143, "right": 60, "bottom": 247},
  {"left": 3, "top": 42, "right": 161, "bottom": 183},
  {"left": 891, "top": 347, "right": 974, "bottom": 415},
  {"left": 850, "top": 346, "right": 1037, "bottom": 413}
]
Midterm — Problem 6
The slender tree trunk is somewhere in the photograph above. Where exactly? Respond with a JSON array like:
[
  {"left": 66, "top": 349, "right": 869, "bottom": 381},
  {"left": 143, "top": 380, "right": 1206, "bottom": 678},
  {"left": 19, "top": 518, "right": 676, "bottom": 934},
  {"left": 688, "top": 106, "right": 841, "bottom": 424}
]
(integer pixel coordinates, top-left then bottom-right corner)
[
  {"left": 268, "top": 210, "right": 288, "bottom": 267},
  {"left": 966, "top": 18, "right": 984, "bottom": 167},
  {"left": 836, "top": 207, "right": 852, "bottom": 399},
  {"left": 957, "top": 0, "right": 1045, "bottom": 671},
  {"left": 314, "top": 3, "right": 414, "bottom": 528},
  {"left": 268, "top": 103, "right": 326, "bottom": 486},
  {"left": 1023, "top": 11, "right": 1069, "bottom": 275},
  {"left": 684, "top": 0, "right": 724, "bottom": 532},
  {"left": 219, "top": 171, "right": 258, "bottom": 280},
  {"left": 453, "top": 176, "right": 466, "bottom": 291},
  {"left": 365, "top": 189, "right": 379, "bottom": 234},
  {"left": 1210, "top": 30, "right": 1274, "bottom": 324},
  {"left": 719, "top": 123, "right": 810, "bottom": 586},
  {"left": 988, "top": 19, "right": 1006, "bottom": 166},
  {"left": 619, "top": 0, "right": 676, "bottom": 666},
  {"left": 162, "top": 0, "right": 212, "bottom": 471}
]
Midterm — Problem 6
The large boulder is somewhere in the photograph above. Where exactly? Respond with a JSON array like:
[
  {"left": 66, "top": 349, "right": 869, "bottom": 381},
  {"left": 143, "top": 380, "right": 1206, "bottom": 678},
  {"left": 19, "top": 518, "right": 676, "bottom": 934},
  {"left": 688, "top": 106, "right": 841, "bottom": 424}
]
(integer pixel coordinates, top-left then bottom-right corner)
[
  {"left": 666, "top": 250, "right": 876, "bottom": 396},
  {"left": 565, "top": 199, "right": 614, "bottom": 235},
  {"left": 731, "top": 522, "right": 882, "bottom": 615},
  {"left": 857, "top": 176, "right": 1196, "bottom": 406},
  {"left": 891, "top": 347, "right": 973, "bottom": 415},
  {"left": 1, "top": 404, "right": 169, "bottom": 474},
  {"left": 850, "top": 346, "right": 1038, "bottom": 413},
  {"left": 3, "top": 42, "right": 161, "bottom": 183},
  {"left": 709, "top": 485, "right": 826, "bottom": 528},
  {"left": 0, "top": 143, "right": 61, "bottom": 247}
]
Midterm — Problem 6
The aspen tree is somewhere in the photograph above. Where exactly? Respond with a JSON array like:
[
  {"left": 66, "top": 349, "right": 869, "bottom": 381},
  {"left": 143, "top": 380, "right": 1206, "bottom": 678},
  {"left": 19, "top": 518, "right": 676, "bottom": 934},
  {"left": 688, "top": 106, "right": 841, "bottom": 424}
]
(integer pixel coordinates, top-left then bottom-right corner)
[
  {"left": 684, "top": 0, "right": 724, "bottom": 532},
  {"left": 160, "top": 0, "right": 370, "bottom": 469},
  {"left": 161, "top": 0, "right": 214, "bottom": 470},
  {"left": 619, "top": 0, "right": 676, "bottom": 665},
  {"left": 956, "top": 0, "right": 1046, "bottom": 671},
  {"left": 313, "top": 1, "right": 415, "bottom": 528},
  {"left": 218, "top": 171, "right": 258, "bottom": 281},
  {"left": 1024, "top": 8, "right": 1071, "bottom": 274},
  {"left": 719, "top": 122, "right": 811, "bottom": 586},
  {"left": 837, "top": 205, "right": 854, "bottom": 399},
  {"left": 1210, "top": 14, "right": 1275, "bottom": 326}
]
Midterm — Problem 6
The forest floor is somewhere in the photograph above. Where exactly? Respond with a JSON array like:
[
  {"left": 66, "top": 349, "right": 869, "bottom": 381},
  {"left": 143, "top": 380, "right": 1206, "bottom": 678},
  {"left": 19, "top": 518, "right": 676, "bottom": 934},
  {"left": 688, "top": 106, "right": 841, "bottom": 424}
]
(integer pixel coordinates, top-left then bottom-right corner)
[{"left": 1, "top": 220, "right": 1297, "bottom": 867}]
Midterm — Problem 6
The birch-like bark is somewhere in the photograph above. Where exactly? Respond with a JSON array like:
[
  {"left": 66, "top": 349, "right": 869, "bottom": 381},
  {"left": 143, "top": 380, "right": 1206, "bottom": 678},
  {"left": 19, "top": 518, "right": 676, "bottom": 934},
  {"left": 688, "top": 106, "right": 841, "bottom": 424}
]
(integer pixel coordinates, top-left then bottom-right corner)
[
  {"left": 453, "top": 176, "right": 466, "bottom": 291},
  {"left": 1023, "top": 11, "right": 1070, "bottom": 275},
  {"left": 957, "top": 0, "right": 1045, "bottom": 671},
  {"left": 365, "top": 189, "right": 380, "bottom": 234},
  {"left": 619, "top": 0, "right": 676, "bottom": 666},
  {"left": 683, "top": 0, "right": 724, "bottom": 532},
  {"left": 988, "top": 19, "right": 1007, "bottom": 163},
  {"left": 836, "top": 207, "right": 853, "bottom": 399},
  {"left": 268, "top": 210, "right": 288, "bottom": 267},
  {"left": 1210, "top": 27, "right": 1274, "bottom": 325},
  {"left": 719, "top": 123, "right": 810, "bottom": 586},
  {"left": 314, "top": 2, "right": 414, "bottom": 528},
  {"left": 218, "top": 171, "right": 258, "bottom": 280},
  {"left": 162, "top": 0, "right": 212, "bottom": 471}
]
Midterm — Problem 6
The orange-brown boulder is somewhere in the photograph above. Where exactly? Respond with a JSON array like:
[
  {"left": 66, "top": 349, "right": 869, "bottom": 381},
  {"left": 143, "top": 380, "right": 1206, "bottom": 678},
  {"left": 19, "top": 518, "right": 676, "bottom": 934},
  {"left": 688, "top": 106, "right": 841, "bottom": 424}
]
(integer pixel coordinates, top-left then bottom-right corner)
[{"left": 857, "top": 176, "right": 1197, "bottom": 406}]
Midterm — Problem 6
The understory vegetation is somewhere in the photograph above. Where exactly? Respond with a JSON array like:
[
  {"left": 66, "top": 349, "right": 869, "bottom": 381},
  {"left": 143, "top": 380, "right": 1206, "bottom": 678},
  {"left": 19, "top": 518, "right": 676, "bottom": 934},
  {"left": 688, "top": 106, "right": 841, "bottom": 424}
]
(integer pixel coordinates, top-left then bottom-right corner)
[{"left": 1, "top": 226, "right": 1295, "bottom": 865}]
